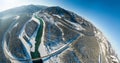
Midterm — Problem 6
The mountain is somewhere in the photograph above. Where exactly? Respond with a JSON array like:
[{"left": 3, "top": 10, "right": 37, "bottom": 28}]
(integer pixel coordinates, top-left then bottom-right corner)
[{"left": 0, "top": 5, "right": 120, "bottom": 63}]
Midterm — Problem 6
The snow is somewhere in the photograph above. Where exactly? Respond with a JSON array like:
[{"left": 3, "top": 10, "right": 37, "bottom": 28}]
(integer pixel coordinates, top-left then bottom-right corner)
[
  {"left": 52, "top": 14, "right": 61, "bottom": 18},
  {"left": 18, "top": 22, "right": 31, "bottom": 53},
  {"left": 95, "top": 29, "right": 120, "bottom": 63},
  {"left": 35, "top": 13, "right": 67, "bottom": 59},
  {"left": 55, "top": 22, "right": 65, "bottom": 41},
  {"left": 38, "top": 18, "right": 48, "bottom": 57},
  {"left": 18, "top": 15, "right": 42, "bottom": 53},
  {"left": 64, "top": 19, "right": 85, "bottom": 31},
  {"left": 98, "top": 54, "right": 101, "bottom": 63},
  {"left": 40, "top": 43, "right": 69, "bottom": 61},
  {"left": 18, "top": 14, "right": 44, "bottom": 61},
  {"left": 44, "top": 13, "right": 55, "bottom": 24},
  {"left": 33, "top": 33, "right": 80, "bottom": 62},
  {"left": 95, "top": 31, "right": 108, "bottom": 63},
  {"left": 29, "top": 38, "right": 36, "bottom": 52},
  {"left": 3, "top": 40, "right": 16, "bottom": 60},
  {"left": 34, "top": 12, "right": 82, "bottom": 62},
  {"left": 19, "top": 32, "right": 31, "bottom": 55},
  {"left": 30, "top": 17, "right": 40, "bottom": 52},
  {"left": 13, "top": 23, "right": 18, "bottom": 28},
  {"left": 2, "top": 15, "right": 32, "bottom": 63},
  {"left": 14, "top": 16, "right": 20, "bottom": 20},
  {"left": 41, "top": 36, "right": 80, "bottom": 61},
  {"left": 32, "top": 17, "right": 40, "bottom": 25},
  {"left": 95, "top": 31, "right": 106, "bottom": 54},
  {"left": 110, "top": 55, "right": 119, "bottom": 63},
  {"left": 98, "top": 42, "right": 102, "bottom": 63}
]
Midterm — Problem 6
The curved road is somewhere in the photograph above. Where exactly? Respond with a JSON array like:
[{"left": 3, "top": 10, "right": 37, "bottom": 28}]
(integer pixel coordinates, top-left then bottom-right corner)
[{"left": 2, "top": 12, "right": 80, "bottom": 62}]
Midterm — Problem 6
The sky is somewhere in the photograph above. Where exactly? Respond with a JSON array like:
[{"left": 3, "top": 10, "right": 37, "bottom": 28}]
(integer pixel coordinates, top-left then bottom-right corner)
[{"left": 0, "top": 0, "right": 120, "bottom": 58}]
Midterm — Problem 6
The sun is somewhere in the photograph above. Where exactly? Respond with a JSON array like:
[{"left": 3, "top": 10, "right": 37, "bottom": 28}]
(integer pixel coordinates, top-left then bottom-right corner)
[
  {"left": 0, "top": 0, "right": 52, "bottom": 12},
  {"left": 0, "top": 0, "right": 24, "bottom": 11},
  {"left": 5, "top": 0, "right": 17, "bottom": 4}
]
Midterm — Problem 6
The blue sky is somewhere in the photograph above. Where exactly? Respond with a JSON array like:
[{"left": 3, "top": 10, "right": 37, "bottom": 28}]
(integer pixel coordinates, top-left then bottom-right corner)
[
  {"left": 0, "top": 0, "right": 120, "bottom": 58},
  {"left": 58, "top": 0, "right": 120, "bottom": 58}
]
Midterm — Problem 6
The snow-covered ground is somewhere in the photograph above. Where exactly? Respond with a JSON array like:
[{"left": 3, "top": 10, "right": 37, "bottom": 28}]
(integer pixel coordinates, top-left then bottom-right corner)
[
  {"left": 52, "top": 14, "right": 62, "bottom": 19},
  {"left": 14, "top": 16, "right": 20, "bottom": 20},
  {"left": 3, "top": 10, "right": 119, "bottom": 63},
  {"left": 64, "top": 19, "right": 85, "bottom": 31},
  {"left": 2, "top": 15, "right": 32, "bottom": 63},
  {"left": 18, "top": 13, "right": 42, "bottom": 58},
  {"left": 95, "top": 29, "right": 120, "bottom": 63}
]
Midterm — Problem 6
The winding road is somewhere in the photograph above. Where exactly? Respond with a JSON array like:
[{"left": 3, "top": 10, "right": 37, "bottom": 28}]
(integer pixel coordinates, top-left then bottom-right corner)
[{"left": 2, "top": 12, "right": 79, "bottom": 62}]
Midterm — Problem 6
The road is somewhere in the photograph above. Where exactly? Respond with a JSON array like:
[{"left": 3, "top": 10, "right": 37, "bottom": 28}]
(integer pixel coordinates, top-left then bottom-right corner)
[
  {"left": 2, "top": 16, "right": 31, "bottom": 61},
  {"left": 2, "top": 12, "right": 79, "bottom": 62},
  {"left": 32, "top": 13, "right": 80, "bottom": 60}
]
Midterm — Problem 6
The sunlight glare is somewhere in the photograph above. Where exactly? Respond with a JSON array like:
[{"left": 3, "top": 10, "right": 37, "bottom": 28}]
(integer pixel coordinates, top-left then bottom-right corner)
[{"left": 0, "top": 0, "right": 24, "bottom": 11}]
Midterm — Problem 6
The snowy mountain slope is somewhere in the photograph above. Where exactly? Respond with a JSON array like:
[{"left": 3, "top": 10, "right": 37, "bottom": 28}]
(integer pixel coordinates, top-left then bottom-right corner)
[{"left": 0, "top": 5, "right": 120, "bottom": 63}]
